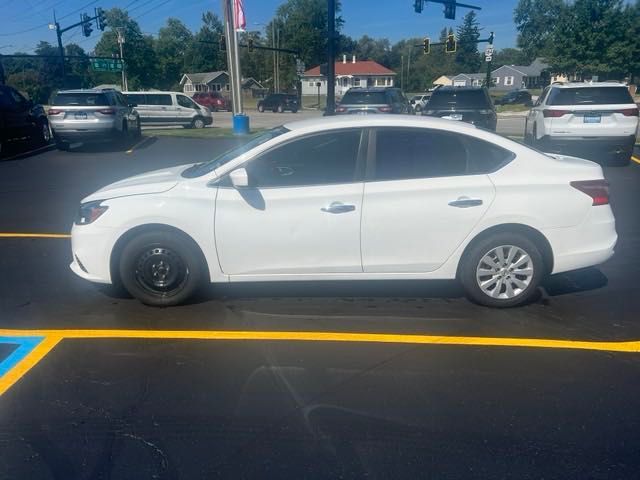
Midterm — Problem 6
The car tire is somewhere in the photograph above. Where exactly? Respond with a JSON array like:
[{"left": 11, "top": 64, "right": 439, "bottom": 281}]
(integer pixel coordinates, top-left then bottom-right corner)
[
  {"left": 119, "top": 230, "right": 205, "bottom": 307},
  {"left": 133, "top": 118, "right": 142, "bottom": 139},
  {"left": 291, "top": 108, "right": 298, "bottom": 113},
  {"left": 258, "top": 104, "right": 264, "bottom": 112},
  {"left": 38, "top": 120, "right": 52, "bottom": 146},
  {"left": 54, "top": 135, "right": 70, "bottom": 151},
  {"left": 191, "top": 117, "right": 205, "bottom": 129},
  {"left": 459, "top": 232, "right": 544, "bottom": 308},
  {"left": 277, "top": 104, "right": 285, "bottom": 113},
  {"left": 414, "top": 105, "right": 422, "bottom": 113}
]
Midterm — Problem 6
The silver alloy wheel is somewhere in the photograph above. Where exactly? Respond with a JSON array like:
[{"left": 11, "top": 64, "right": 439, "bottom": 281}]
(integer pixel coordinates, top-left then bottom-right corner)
[
  {"left": 193, "top": 118, "right": 205, "bottom": 129},
  {"left": 42, "top": 122, "right": 51, "bottom": 143},
  {"left": 476, "top": 245, "right": 534, "bottom": 300}
]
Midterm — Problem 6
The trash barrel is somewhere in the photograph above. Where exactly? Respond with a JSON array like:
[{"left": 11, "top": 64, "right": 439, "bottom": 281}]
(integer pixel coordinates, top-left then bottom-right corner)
[{"left": 232, "top": 114, "right": 250, "bottom": 135}]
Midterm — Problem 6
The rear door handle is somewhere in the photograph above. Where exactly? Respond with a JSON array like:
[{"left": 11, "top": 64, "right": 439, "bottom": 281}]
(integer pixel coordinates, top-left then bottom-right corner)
[
  {"left": 448, "top": 197, "right": 483, "bottom": 208},
  {"left": 321, "top": 202, "right": 356, "bottom": 214}
]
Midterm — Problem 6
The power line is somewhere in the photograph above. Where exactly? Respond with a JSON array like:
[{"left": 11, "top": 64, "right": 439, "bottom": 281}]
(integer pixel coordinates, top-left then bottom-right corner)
[
  {"left": 0, "top": 0, "right": 98, "bottom": 36},
  {"left": 133, "top": 0, "right": 173, "bottom": 21},
  {"left": 127, "top": 0, "right": 157, "bottom": 14}
]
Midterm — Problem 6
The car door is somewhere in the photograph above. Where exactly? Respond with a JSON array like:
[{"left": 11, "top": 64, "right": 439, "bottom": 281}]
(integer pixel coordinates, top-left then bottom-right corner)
[
  {"left": 176, "top": 94, "right": 198, "bottom": 124},
  {"left": 361, "top": 127, "right": 496, "bottom": 273},
  {"left": 2, "top": 87, "right": 33, "bottom": 141},
  {"left": 146, "top": 93, "right": 176, "bottom": 124},
  {"left": 214, "top": 129, "right": 366, "bottom": 276}
]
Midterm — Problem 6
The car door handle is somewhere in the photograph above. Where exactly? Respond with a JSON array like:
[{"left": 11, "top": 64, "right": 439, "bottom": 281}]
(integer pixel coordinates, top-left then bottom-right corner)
[
  {"left": 448, "top": 197, "right": 483, "bottom": 208},
  {"left": 321, "top": 202, "right": 356, "bottom": 214}
]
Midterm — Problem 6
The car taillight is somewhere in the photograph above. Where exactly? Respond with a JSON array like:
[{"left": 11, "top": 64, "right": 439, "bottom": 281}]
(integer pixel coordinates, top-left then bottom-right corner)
[
  {"left": 48, "top": 109, "right": 63, "bottom": 115},
  {"left": 336, "top": 106, "right": 347, "bottom": 113},
  {"left": 570, "top": 180, "right": 609, "bottom": 206},
  {"left": 543, "top": 109, "right": 569, "bottom": 118},
  {"left": 617, "top": 108, "right": 639, "bottom": 116},
  {"left": 97, "top": 108, "right": 115, "bottom": 115},
  {"left": 378, "top": 106, "right": 392, "bottom": 112}
]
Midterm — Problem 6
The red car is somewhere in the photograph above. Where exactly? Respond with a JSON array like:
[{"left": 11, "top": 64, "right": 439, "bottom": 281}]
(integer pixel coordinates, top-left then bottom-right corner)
[{"left": 192, "top": 91, "right": 230, "bottom": 112}]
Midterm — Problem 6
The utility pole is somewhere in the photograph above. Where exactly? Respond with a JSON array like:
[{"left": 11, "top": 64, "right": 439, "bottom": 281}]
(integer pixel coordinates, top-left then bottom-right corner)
[
  {"left": 116, "top": 29, "right": 128, "bottom": 91},
  {"left": 400, "top": 54, "right": 404, "bottom": 90},
  {"left": 485, "top": 31, "right": 494, "bottom": 88},
  {"left": 325, "top": 0, "right": 336, "bottom": 115},
  {"left": 53, "top": 11, "right": 66, "bottom": 83},
  {"left": 271, "top": 23, "right": 276, "bottom": 92},
  {"left": 222, "top": 0, "right": 247, "bottom": 133}
]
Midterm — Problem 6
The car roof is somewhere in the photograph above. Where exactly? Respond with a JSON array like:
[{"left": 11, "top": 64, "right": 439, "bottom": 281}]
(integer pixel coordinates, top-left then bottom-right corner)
[
  {"left": 434, "top": 86, "right": 486, "bottom": 92},
  {"left": 346, "top": 87, "right": 396, "bottom": 92},
  {"left": 550, "top": 82, "right": 627, "bottom": 89},
  {"left": 283, "top": 115, "right": 479, "bottom": 133},
  {"left": 122, "top": 91, "right": 184, "bottom": 95},
  {"left": 56, "top": 89, "right": 115, "bottom": 94}
]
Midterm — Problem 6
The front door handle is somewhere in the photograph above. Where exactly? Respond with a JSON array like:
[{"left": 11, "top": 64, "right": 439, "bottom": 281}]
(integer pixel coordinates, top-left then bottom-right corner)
[
  {"left": 321, "top": 202, "right": 356, "bottom": 214},
  {"left": 448, "top": 197, "right": 483, "bottom": 208}
]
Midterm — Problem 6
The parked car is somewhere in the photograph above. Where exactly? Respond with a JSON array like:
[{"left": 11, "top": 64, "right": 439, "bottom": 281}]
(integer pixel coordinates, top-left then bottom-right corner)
[
  {"left": 0, "top": 85, "right": 50, "bottom": 158},
  {"left": 409, "top": 93, "right": 431, "bottom": 112},
  {"left": 494, "top": 90, "right": 533, "bottom": 107},
  {"left": 257, "top": 94, "right": 299, "bottom": 113},
  {"left": 124, "top": 91, "right": 213, "bottom": 128},
  {"left": 70, "top": 116, "right": 616, "bottom": 309},
  {"left": 422, "top": 86, "right": 497, "bottom": 130},
  {"left": 48, "top": 88, "right": 140, "bottom": 150},
  {"left": 525, "top": 82, "right": 638, "bottom": 165},
  {"left": 335, "top": 87, "right": 412, "bottom": 115},
  {"left": 192, "top": 91, "right": 230, "bottom": 112}
]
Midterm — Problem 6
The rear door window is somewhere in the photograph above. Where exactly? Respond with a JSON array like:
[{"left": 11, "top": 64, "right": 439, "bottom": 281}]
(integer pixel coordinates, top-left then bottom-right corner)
[
  {"left": 52, "top": 93, "right": 110, "bottom": 106},
  {"left": 427, "top": 90, "right": 490, "bottom": 109},
  {"left": 145, "top": 94, "right": 173, "bottom": 106},
  {"left": 341, "top": 91, "right": 387, "bottom": 104},
  {"left": 547, "top": 87, "right": 633, "bottom": 105},
  {"left": 125, "top": 94, "right": 146, "bottom": 105}
]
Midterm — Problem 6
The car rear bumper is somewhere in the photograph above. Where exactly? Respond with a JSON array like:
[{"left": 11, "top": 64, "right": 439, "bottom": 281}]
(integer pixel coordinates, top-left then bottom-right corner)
[
  {"left": 50, "top": 121, "right": 117, "bottom": 142},
  {"left": 540, "top": 135, "right": 636, "bottom": 158}
]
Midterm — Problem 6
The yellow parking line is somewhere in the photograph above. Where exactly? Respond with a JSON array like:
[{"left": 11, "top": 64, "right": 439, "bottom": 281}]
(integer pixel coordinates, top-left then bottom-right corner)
[
  {"left": 0, "top": 336, "right": 62, "bottom": 396},
  {"left": 126, "top": 135, "right": 154, "bottom": 154},
  {"left": 0, "top": 233, "right": 71, "bottom": 239},
  {"left": 631, "top": 155, "right": 640, "bottom": 165}
]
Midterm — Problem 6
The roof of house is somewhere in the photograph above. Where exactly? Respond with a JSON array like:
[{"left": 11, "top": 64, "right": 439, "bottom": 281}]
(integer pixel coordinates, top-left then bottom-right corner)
[
  {"left": 241, "top": 77, "right": 265, "bottom": 89},
  {"left": 303, "top": 60, "right": 395, "bottom": 77},
  {"left": 180, "top": 71, "right": 227, "bottom": 85},
  {"left": 453, "top": 73, "right": 485, "bottom": 80},
  {"left": 494, "top": 59, "right": 550, "bottom": 77}
]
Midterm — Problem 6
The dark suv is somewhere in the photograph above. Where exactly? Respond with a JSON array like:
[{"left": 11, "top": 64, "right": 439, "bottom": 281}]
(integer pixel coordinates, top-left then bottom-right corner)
[
  {"left": 193, "top": 91, "right": 230, "bottom": 111},
  {"left": 422, "top": 86, "right": 497, "bottom": 130},
  {"left": 0, "top": 85, "right": 50, "bottom": 158},
  {"left": 336, "top": 87, "right": 411, "bottom": 114},
  {"left": 257, "top": 94, "right": 299, "bottom": 113},
  {"left": 494, "top": 89, "right": 533, "bottom": 107}
]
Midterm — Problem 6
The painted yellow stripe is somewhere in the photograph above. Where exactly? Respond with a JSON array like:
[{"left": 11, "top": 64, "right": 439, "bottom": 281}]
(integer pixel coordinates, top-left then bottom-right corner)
[
  {"left": 126, "top": 135, "right": 154, "bottom": 154},
  {"left": 1, "top": 329, "right": 640, "bottom": 353},
  {"left": 0, "top": 336, "right": 62, "bottom": 396},
  {"left": 0, "top": 233, "right": 71, "bottom": 239},
  {"left": 631, "top": 155, "right": 640, "bottom": 165}
]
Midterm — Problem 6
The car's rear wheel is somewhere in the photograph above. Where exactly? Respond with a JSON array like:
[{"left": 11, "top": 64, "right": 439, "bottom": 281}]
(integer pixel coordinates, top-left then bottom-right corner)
[
  {"left": 257, "top": 104, "right": 264, "bottom": 112},
  {"left": 191, "top": 117, "right": 205, "bottom": 129},
  {"left": 277, "top": 104, "right": 285, "bottom": 113},
  {"left": 459, "top": 233, "right": 544, "bottom": 308},
  {"left": 119, "top": 230, "right": 205, "bottom": 307},
  {"left": 132, "top": 118, "right": 142, "bottom": 139},
  {"left": 39, "top": 120, "right": 51, "bottom": 145},
  {"left": 291, "top": 107, "right": 298, "bottom": 113}
]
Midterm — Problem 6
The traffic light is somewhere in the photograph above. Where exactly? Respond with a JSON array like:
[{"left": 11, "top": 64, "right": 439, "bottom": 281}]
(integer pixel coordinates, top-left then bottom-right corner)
[
  {"left": 81, "top": 13, "right": 93, "bottom": 37},
  {"left": 443, "top": 1, "right": 456, "bottom": 19},
  {"left": 423, "top": 37, "right": 430, "bottom": 54},
  {"left": 96, "top": 7, "right": 107, "bottom": 31},
  {"left": 247, "top": 38, "right": 254, "bottom": 52},
  {"left": 414, "top": 0, "right": 424, "bottom": 13},
  {"left": 219, "top": 34, "right": 226, "bottom": 51},
  {"left": 445, "top": 34, "right": 456, "bottom": 53}
]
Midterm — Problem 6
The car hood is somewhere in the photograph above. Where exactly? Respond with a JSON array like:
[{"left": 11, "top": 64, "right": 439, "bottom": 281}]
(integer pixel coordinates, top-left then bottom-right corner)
[{"left": 82, "top": 164, "right": 192, "bottom": 202}]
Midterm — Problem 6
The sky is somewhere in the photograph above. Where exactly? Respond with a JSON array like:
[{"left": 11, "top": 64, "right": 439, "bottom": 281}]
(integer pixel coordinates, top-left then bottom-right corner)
[{"left": 0, "top": 0, "right": 522, "bottom": 55}]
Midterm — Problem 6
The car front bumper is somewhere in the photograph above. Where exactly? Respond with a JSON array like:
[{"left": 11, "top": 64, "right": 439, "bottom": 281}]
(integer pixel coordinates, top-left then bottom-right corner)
[{"left": 70, "top": 223, "right": 117, "bottom": 284}]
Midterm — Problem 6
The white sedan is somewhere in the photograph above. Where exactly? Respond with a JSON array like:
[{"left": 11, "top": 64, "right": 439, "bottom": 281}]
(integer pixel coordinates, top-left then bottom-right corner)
[{"left": 70, "top": 116, "right": 617, "bottom": 308}]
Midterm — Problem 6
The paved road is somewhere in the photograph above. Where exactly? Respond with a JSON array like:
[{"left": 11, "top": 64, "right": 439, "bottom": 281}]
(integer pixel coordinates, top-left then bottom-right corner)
[{"left": 1, "top": 136, "right": 639, "bottom": 478}]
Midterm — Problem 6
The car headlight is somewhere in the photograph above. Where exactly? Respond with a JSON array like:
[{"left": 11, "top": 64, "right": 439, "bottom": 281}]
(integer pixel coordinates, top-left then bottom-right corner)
[{"left": 75, "top": 200, "right": 108, "bottom": 225}]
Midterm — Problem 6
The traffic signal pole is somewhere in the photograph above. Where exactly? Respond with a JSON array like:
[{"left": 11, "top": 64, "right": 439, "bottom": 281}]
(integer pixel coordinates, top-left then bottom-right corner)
[{"left": 325, "top": 0, "right": 336, "bottom": 116}]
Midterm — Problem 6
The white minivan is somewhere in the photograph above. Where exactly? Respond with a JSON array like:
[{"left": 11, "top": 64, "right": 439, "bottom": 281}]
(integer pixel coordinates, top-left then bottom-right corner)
[{"left": 123, "top": 91, "right": 213, "bottom": 129}]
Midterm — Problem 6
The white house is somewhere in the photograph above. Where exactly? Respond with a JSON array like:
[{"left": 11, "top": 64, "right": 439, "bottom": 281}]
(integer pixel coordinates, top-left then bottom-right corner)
[
  {"left": 180, "top": 71, "right": 229, "bottom": 96},
  {"left": 301, "top": 56, "right": 396, "bottom": 97}
]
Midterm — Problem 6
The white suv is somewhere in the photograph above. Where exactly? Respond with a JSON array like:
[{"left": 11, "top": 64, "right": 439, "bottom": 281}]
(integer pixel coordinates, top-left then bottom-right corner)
[{"left": 525, "top": 82, "right": 638, "bottom": 165}]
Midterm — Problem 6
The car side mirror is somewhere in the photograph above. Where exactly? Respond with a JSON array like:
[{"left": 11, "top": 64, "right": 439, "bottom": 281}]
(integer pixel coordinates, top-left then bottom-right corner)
[{"left": 229, "top": 168, "right": 250, "bottom": 188}]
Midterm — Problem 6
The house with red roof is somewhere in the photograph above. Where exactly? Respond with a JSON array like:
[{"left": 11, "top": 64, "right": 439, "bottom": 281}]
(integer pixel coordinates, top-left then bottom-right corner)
[{"left": 301, "top": 56, "right": 396, "bottom": 97}]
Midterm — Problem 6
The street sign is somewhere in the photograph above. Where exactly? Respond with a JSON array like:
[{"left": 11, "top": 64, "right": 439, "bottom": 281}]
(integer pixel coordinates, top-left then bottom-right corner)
[
  {"left": 484, "top": 45, "right": 494, "bottom": 62},
  {"left": 90, "top": 58, "right": 123, "bottom": 72}
]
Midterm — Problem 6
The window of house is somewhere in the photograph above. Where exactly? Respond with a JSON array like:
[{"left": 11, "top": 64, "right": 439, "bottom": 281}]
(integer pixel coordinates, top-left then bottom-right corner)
[
  {"left": 493, "top": 77, "right": 500, "bottom": 85},
  {"left": 308, "top": 81, "right": 315, "bottom": 87},
  {"left": 505, "top": 76, "right": 514, "bottom": 86},
  {"left": 472, "top": 79, "right": 480, "bottom": 86},
  {"left": 225, "top": 84, "right": 230, "bottom": 91},
  {"left": 185, "top": 84, "right": 194, "bottom": 92},
  {"left": 354, "top": 77, "right": 360, "bottom": 87},
  {"left": 246, "top": 130, "right": 362, "bottom": 188}
]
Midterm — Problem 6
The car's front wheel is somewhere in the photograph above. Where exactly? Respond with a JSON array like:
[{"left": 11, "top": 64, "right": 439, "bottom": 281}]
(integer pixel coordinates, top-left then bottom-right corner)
[
  {"left": 119, "top": 230, "right": 205, "bottom": 307},
  {"left": 191, "top": 117, "right": 205, "bottom": 129},
  {"left": 257, "top": 104, "right": 264, "bottom": 112},
  {"left": 459, "top": 232, "right": 544, "bottom": 308}
]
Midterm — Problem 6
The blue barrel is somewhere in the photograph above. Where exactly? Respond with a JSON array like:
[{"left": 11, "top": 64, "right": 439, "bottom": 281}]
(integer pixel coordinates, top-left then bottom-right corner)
[{"left": 233, "top": 114, "right": 250, "bottom": 135}]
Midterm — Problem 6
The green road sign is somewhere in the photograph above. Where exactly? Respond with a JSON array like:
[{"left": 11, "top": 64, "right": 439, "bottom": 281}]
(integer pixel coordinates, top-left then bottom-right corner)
[{"left": 90, "top": 59, "right": 123, "bottom": 72}]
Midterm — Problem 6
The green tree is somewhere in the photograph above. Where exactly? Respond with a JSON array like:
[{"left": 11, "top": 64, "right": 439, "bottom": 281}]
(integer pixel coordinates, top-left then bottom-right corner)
[
  {"left": 186, "top": 12, "right": 226, "bottom": 73},
  {"left": 514, "top": 0, "right": 565, "bottom": 62},
  {"left": 65, "top": 43, "right": 90, "bottom": 89},
  {"left": 547, "top": 0, "right": 636, "bottom": 80},
  {"left": 455, "top": 11, "right": 481, "bottom": 73},
  {"left": 491, "top": 48, "right": 527, "bottom": 69},
  {"left": 155, "top": 18, "right": 193, "bottom": 89}
]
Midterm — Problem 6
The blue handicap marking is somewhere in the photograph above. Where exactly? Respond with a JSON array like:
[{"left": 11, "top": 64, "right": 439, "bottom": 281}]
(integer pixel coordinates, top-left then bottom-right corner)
[{"left": 0, "top": 336, "right": 45, "bottom": 378}]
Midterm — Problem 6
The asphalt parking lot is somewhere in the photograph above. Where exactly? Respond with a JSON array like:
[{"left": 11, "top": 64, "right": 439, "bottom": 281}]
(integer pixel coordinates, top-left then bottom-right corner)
[{"left": 1, "top": 133, "right": 640, "bottom": 478}]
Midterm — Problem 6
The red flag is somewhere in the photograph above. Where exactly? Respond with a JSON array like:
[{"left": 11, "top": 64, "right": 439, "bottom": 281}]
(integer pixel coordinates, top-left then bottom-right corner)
[{"left": 234, "top": 0, "right": 246, "bottom": 31}]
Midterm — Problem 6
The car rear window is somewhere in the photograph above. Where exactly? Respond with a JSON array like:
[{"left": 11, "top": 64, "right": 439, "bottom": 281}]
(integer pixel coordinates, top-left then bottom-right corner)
[
  {"left": 547, "top": 87, "right": 633, "bottom": 105},
  {"left": 52, "top": 93, "right": 110, "bottom": 106},
  {"left": 427, "top": 90, "right": 490, "bottom": 109},
  {"left": 340, "top": 91, "right": 387, "bottom": 105}
]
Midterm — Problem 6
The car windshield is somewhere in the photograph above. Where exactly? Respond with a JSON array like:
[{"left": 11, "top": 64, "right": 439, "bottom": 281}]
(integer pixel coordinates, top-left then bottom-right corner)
[
  {"left": 547, "top": 86, "right": 633, "bottom": 105},
  {"left": 181, "top": 126, "right": 289, "bottom": 178},
  {"left": 340, "top": 91, "right": 387, "bottom": 104},
  {"left": 51, "top": 93, "right": 110, "bottom": 106},
  {"left": 428, "top": 90, "right": 489, "bottom": 108}
]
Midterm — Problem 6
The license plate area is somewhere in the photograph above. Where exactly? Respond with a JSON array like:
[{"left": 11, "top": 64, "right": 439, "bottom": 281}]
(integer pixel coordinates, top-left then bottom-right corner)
[
  {"left": 583, "top": 113, "right": 601, "bottom": 123},
  {"left": 442, "top": 114, "right": 463, "bottom": 121},
  {"left": 74, "top": 112, "right": 88, "bottom": 120}
]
